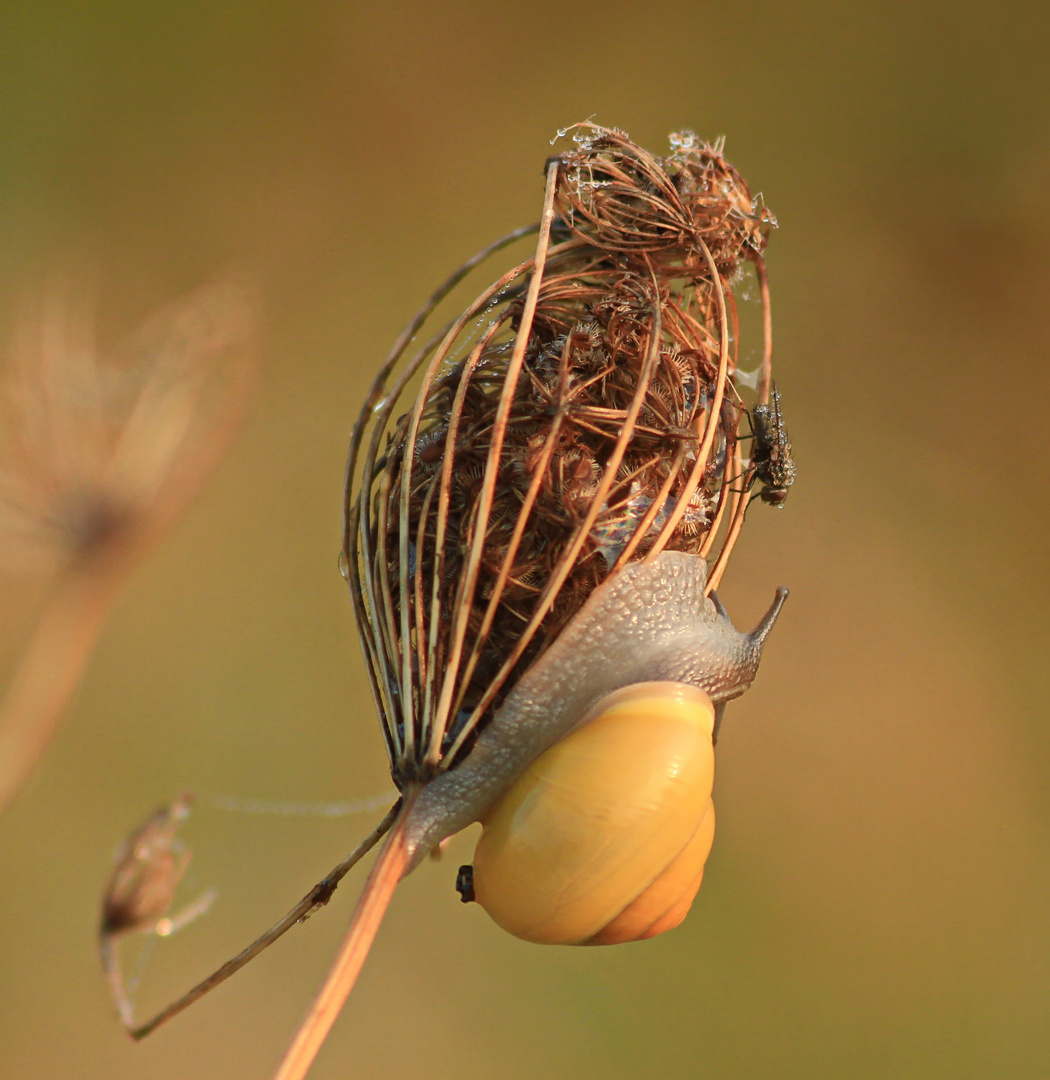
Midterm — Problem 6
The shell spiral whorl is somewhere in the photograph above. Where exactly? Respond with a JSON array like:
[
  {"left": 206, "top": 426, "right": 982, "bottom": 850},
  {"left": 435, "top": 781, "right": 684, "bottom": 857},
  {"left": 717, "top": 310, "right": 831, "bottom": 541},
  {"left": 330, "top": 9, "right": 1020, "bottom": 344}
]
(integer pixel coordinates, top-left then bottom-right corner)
[{"left": 473, "top": 682, "right": 716, "bottom": 945}]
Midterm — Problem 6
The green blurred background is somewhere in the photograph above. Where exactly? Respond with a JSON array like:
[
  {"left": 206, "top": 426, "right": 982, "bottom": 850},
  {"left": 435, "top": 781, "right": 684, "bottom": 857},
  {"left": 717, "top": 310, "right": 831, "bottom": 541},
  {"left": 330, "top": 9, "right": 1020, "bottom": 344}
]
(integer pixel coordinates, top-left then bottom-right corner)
[{"left": 2, "top": 1, "right": 1049, "bottom": 1077}]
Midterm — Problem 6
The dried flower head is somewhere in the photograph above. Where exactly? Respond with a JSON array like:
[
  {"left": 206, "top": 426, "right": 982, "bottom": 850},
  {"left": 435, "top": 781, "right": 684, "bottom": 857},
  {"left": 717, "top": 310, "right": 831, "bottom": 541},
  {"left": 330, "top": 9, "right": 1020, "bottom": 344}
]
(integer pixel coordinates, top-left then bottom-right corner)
[
  {"left": 344, "top": 123, "right": 779, "bottom": 790},
  {"left": 99, "top": 794, "right": 217, "bottom": 1030},
  {"left": 101, "top": 794, "right": 196, "bottom": 941}
]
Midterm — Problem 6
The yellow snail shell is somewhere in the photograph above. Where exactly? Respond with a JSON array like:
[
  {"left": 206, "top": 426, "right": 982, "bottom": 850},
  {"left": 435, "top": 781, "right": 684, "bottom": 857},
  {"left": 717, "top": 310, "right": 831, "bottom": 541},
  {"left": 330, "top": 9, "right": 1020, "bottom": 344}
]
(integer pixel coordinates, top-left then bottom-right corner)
[{"left": 472, "top": 681, "right": 716, "bottom": 945}]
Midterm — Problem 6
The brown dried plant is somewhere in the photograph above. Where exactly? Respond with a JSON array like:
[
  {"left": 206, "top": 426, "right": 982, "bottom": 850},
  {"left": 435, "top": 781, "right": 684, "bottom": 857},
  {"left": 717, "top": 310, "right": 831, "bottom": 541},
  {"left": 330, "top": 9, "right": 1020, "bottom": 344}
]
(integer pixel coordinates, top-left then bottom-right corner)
[
  {"left": 345, "top": 124, "right": 777, "bottom": 790},
  {"left": 330, "top": 122, "right": 778, "bottom": 1080},
  {"left": 99, "top": 794, "right": 218, "bottom": 1031},
  {"left": 123, "top": 124, "right": 780, "bottom": 1080},
  {"left": 0, "top": 283, "right": 255, "bottom": 813}
]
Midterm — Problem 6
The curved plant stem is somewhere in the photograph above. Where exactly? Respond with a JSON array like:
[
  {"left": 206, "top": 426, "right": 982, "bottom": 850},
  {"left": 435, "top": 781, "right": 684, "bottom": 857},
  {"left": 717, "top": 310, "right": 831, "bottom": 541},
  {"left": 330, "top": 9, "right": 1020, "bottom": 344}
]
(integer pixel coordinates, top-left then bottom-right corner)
[
  {"left": 0, "top": 553, "right": 130, "bottom": 812},
  {"left": 272, "top": 791, "right": 417, "bottom": 1080}
]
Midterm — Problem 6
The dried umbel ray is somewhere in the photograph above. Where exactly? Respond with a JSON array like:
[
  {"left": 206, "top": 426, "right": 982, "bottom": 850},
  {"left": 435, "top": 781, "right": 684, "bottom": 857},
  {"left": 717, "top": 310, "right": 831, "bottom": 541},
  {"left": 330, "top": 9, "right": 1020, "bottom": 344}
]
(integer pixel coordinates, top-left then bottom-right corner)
[{"left": 126, "top": 125, "right": 789, "bottom": 1080}]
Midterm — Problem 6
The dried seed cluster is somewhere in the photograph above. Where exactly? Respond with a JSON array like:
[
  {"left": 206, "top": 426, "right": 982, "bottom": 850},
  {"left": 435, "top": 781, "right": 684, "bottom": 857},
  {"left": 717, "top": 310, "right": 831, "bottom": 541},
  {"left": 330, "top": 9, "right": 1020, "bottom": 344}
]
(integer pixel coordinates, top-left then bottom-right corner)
[{"left": 346, "top": 123, "right": 777, "bottom": 785}]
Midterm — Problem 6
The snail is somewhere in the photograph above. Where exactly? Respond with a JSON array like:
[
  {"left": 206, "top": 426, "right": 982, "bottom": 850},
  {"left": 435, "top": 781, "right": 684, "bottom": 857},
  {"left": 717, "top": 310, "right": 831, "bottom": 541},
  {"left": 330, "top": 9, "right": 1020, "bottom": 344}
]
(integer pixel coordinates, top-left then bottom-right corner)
[{"left": 400, "top": 549, "right": 786, "bottom": 945}]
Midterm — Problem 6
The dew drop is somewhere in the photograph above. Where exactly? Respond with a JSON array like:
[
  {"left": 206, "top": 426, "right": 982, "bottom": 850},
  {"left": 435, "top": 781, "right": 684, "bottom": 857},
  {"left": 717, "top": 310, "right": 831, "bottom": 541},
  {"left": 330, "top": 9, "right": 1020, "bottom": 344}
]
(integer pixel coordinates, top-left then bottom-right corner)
[{"left": 734, "top": 366, "right": 761, "bottom": 392}]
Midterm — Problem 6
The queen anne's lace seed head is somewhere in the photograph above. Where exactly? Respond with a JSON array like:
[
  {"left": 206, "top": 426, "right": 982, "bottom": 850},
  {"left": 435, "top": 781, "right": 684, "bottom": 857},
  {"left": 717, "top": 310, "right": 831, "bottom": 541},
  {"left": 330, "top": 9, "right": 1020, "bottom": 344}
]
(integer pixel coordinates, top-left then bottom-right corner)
[{"left": 344, "top": 123, "right": 780, "bottom": 788}]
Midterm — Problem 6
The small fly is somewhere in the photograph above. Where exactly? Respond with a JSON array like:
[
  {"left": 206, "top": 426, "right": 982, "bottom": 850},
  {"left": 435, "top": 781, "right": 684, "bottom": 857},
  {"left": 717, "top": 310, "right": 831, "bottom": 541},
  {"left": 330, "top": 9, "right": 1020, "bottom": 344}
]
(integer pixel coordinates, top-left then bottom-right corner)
[{"left": 749, "top": 382, "right": 796, "bottom": 507}]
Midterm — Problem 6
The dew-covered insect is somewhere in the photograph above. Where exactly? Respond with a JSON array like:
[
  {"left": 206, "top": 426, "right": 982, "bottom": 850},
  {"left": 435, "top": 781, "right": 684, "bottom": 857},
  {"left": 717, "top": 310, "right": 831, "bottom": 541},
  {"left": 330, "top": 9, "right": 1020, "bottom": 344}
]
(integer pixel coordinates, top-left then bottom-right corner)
[{"left": 750, "top": 382, "right": 796, "bottom": 506}]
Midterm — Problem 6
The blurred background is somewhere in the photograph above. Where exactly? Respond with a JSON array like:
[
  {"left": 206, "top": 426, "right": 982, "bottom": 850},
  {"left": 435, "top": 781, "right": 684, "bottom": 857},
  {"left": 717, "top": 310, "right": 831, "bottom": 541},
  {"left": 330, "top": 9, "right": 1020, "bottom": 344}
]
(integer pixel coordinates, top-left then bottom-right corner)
[{"left": 1, "top": 1, "right": 1048, "bottom": 1077}]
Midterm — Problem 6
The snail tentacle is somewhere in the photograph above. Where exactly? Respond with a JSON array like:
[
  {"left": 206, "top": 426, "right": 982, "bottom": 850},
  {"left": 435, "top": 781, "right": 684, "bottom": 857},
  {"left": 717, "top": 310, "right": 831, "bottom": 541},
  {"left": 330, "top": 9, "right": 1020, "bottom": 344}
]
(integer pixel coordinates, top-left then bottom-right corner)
[
  {"left": 712, "top": 701, "right": 728, "bottom": 744},
  {"left": 709, "top": 590, "right": 731, "bottom": 620},
  {"left": 748, "top": 585, "right": 790, "bottom": 647}
]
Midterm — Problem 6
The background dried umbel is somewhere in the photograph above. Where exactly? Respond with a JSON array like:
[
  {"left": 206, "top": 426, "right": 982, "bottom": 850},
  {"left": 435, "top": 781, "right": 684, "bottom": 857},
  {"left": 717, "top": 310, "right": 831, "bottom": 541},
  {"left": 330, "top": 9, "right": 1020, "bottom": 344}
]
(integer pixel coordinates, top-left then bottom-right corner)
[
  {"left": 345, "top": 123, "right": 777, "bottom": 789},
  {"left": 0, "top": 285, "right": 254, "bottom": 813}
]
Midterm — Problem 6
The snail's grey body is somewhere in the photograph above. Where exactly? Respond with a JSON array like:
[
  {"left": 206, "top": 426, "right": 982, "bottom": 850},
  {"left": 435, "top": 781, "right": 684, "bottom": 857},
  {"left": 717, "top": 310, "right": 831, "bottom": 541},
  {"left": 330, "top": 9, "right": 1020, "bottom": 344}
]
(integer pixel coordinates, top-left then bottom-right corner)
[{"left": 402, "top": 551, "right": 786, "bottom": 870}]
